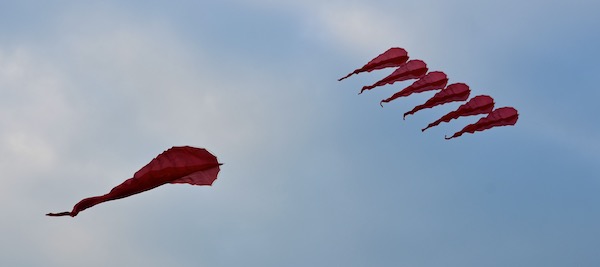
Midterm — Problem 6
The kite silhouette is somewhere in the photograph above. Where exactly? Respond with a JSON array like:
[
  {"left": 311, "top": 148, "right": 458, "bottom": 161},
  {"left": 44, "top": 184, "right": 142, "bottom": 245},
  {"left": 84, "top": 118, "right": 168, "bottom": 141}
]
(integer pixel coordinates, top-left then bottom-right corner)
[
  {"left": 445, "top": 107, "right": 519, "bottom": 140},
  {"left": 403, "top": 82, "right": 471, "bottom": 120},
  {"left": 339, "top": 47, "right": 409, "bottom": 81},
  {"left": 338, "top": 47, "right": 518, "bottom": 138},
  {"left": 422, "top": 95, "right": 495, "bottom": 132},
  {"left": 47, "top": 146, "right": 221, "bottom": 217}
]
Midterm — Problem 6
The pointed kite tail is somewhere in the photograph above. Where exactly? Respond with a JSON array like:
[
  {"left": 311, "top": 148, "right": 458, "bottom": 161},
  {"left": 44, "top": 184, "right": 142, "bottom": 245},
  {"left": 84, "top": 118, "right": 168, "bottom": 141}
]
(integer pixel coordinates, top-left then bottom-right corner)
[
  {"left": 46, "top": 211, "right": 72, "bottom": 217},
  {"left": 338, "top": 70, "right": 359, "bottom": 81},
  {"left": 360, "top": 84, "right": 377, "bottom": 94},
  {"left": 46, "top": 195, "right": 109, "bottom": 217},
  {"left": 404, "top": 108, "right": 418, "bottom": 119},
  {"left": 444, "top": 133, "right": 461, "bottom": 140},
  {"left": 422, "top": 121, "right": 440, "bottom": 132},
  {"left": 380, "top": 91, "right": 409, "bottom": 106},
  {"left": 421, "top": 110, "right": 458, "bottom": 131}
]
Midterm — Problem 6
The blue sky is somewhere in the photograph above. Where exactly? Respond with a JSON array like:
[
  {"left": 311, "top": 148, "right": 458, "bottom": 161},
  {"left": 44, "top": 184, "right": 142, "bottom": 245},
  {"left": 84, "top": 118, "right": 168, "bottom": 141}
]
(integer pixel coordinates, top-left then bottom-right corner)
[{"left": 1, "top": 1, "right": 599, "bottom": 266}]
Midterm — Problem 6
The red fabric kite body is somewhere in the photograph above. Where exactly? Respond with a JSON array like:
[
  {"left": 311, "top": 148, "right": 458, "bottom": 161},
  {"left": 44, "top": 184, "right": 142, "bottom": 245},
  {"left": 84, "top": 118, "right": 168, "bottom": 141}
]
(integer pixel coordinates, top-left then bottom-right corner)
[
  {"left": 403, "top": 83, "right": 471, "bottom": 119},
  {"left": 339, "top": 47, "right": 409, "bottom": 81},
  {"left": 445, "top": 107, "right": 519, "bottom": 139},
  {"left": 422, "top": 95, "right": 495, "bottom": 132},
  {"left": 380, "top": 71, "right": 448, "bottom": 106},
  {"left": 47, "top": 146, "right": 221, "bottom": 217},
  {"left": 360, "top": 60, "right": 428, "bottom": 94}
]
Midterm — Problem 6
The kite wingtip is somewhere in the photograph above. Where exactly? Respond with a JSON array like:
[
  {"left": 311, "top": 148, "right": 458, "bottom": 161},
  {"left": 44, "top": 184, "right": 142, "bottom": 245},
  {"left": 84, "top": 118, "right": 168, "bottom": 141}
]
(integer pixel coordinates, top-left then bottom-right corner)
[
  {"left": 444, "top": 135, "right": 454, "bottom": 140},
  {"left": 379, "top": 101, "right": 384, "bottom": 107}
]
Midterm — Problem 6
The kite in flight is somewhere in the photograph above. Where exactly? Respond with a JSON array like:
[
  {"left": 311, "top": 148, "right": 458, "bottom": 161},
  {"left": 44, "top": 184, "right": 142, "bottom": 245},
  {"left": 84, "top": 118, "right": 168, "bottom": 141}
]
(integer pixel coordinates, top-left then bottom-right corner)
[
  {"left": 380, "top": 71, "right": 448, "bottom": 106},
  {"left": 360, "top": 59, "right": 428, "bottom": 94},
  {"left": 422, "top": 95, "right": 495, "bottom": 132},
  {"left": 338, "top": 47, "right": 518, "bottom": 139},
  {"left": 339, "top": 47, "right": 409, "bottom": 81},
  {"left": 445, "top": 107, "right": 519, "bottom": 139},
  {"left": 47, "top": 146, "right": 221, "bottom": 217},
  {"left": 403, "top": 82, "right": 471, "bottom": 119}
]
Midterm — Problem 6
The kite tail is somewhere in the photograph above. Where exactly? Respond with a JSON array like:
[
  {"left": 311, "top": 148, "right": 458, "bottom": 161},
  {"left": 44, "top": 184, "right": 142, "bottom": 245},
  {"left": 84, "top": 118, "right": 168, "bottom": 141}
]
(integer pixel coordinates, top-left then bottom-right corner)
[
  {"left": 46, "top": 211, "right": 71, "bottom": 217},
  {"left": 445, "top": 133, "right": 461, "bottom": 140},
  {"left": 46, "top": 195, "right": 109, "bottom": 217},
  {"left": 422, "top": 119, "right": 443, "bottom": 132},
  {"left": 338, "top": 71, "right": 357, "bottom": 81},
  {"left": 360, "top": 85, "right": 376, "bottom": 94},
  {"left": 70, "top": 195, "right": 110, "bottom": 217}
]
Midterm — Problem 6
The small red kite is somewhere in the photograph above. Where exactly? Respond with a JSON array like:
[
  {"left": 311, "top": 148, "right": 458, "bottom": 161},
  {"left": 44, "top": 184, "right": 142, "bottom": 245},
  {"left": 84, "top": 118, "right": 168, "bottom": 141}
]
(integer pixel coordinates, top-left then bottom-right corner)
[
  {"left": 445, "top": 107, "right": 519, "bottom": 139},
  {"left": 47, "top": 146, "right": 221, "bottom": 217},
  {"left": 360, "top": 59, "right": 428, "bottom": 94},
  {"left": 338, "top": 46, "right": 519, "bottom": 139},
  {"left": 422, "top": 95, "right": 495, "bottom": 132},
  {"left": 339, "top": 47, "right": 409, "bottom": 81},
  {"left": 380, "top": 71, "right": 448, "bottom": 106},
  {"left": 403, "top": 83, "right": 471, "bottom": 119}
]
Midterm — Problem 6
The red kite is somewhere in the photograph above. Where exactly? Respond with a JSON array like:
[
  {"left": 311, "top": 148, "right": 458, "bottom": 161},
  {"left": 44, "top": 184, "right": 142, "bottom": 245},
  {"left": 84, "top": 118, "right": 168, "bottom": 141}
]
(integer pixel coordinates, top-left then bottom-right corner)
[
  {"left": 445, "top": 107, "right": 519, "bottom": 139},
  {"left": 360, "top": 59, "right": 428, "bottom": 94},
  {"left": 47, "top": 146, "right": 221, "bottom": 217},
  {"left": 338, "top": 46, "right": 519, "bottom": 139},
  {"left": 403, "top": 83, "right": 471, "bottom": 119},
  {"left": 422, "top": 95, "right": 495, "bottom": 132},
  {"left": 380, "top": 71, "right": 448, "bottom": 106},
  {"left": 338, "top": 47, "right": 409, "bottom": 81}
]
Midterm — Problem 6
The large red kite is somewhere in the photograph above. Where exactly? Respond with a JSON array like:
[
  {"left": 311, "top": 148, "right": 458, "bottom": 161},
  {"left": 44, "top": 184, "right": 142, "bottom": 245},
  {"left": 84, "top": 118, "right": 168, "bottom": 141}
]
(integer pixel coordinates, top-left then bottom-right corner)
[{"left": 47, "top": 146, "right": 221, "bottom": 217}]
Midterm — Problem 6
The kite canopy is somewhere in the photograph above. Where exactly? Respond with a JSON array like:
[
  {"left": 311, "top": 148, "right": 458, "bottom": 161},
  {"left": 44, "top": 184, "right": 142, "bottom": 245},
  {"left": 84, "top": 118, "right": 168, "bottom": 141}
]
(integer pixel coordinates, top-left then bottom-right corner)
[
  {"left": 445, "top": 107, "right": 519, "bottom": 139},
  {"left": 360, "top": 59, "right": 428, "bottom": 94},
  {"left": 338, "top": 47, "right": 409, "bottom": 81},
  {"left": 47, "top": 146, "right": 221, "bottom": 217},
  {"left": 422, "top": 95, "right": 495, "bottom": 132},
  {"left": 403, "top": 83, "right": 471, "bottom": 119},
  {"left": 380, "top": 71, "right": 448, "bottom": 106}
]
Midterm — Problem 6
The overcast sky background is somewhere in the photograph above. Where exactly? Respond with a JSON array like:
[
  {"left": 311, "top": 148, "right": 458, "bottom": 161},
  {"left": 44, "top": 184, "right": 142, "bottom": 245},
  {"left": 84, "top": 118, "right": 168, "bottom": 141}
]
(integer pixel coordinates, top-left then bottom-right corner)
[{"left": 1, "top": 1, "right": 599, "bottom": 266}]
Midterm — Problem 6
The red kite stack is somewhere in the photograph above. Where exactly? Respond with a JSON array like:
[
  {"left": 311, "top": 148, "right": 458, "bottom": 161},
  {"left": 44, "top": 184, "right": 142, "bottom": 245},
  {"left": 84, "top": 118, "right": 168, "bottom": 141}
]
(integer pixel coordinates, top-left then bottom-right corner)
[{"left": 338, "top": 47, "right": 518, "bottom": 139}]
